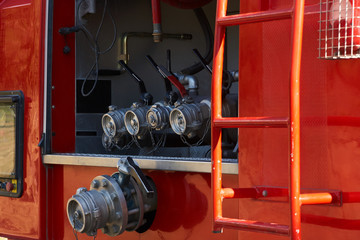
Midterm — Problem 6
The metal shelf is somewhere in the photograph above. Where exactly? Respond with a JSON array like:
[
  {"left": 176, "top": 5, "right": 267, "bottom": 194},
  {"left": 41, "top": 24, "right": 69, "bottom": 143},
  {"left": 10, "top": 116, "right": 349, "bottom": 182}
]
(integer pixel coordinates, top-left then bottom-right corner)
[{"left": 43, "top": 154, "right": 238, "bottom": 174}]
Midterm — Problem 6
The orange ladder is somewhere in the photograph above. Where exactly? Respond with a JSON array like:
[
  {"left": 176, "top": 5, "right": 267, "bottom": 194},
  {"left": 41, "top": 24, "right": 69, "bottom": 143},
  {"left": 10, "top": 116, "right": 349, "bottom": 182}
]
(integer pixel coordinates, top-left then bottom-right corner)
[{"left": 211, "top": 1, "right": 339, "bottom": 239}]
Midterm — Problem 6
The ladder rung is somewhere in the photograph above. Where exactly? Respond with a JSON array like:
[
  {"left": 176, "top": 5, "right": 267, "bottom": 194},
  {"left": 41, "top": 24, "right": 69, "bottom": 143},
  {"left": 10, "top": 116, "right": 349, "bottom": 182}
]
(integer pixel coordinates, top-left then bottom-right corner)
[
  {"left": 221, "top": 187, "right": 342, "bottom": 205},
  {"left": 217, "top": 8, "right": 292, "bottom": 27},
  {"left": 300, "top": 193, "right": 338, "bottom": 205},
  {"left": 213, "top": 117, "right": 289, "bottom": 128},
  {"left": 215, "top": 217, "right": 290, "bottom": 236}
]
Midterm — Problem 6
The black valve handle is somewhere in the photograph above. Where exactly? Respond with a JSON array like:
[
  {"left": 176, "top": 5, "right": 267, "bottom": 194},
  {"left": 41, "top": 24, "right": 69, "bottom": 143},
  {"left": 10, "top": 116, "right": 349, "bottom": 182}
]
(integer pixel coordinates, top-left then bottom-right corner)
[{"left": 119, "top": 60, "right": 153, "bottom": 105}]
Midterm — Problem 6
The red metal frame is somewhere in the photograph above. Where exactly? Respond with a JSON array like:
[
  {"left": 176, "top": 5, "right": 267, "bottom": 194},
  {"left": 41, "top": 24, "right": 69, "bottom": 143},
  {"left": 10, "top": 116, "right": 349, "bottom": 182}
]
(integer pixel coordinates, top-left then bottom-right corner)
[
  {"left": 0, "top": 0, "right": 46, "bottom": 239},
  {"left": 210, "top": 0, "right": 340, "bottom": 239}
]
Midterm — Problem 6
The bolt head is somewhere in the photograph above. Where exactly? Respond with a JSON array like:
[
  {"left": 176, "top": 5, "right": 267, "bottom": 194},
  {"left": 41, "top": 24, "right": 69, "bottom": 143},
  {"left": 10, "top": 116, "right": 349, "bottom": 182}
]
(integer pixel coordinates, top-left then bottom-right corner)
[
  {"left": 111, "top": 192, "right": 118, "bottom": 200},
  {"left": 93, "top": 208, "right": 100, "bottom": 218},
  {"left": 112, "top": 224, "right": 120, "bottom": 233},
  {"left": 108, "top": 105, "right": 117, "bottom": 111},
  {"left": 262, "top": 190, "right": 268, "bottom": 197},
  {"left": 102, "top": 226, "right": 109, "bottom": 234},
  {"left": 76, "top": 187, "right": 87, "bottom": 194},
  {"left": 116, "top": 211, "right": 122, "bottom": 220},
  {"left": 101, "top": 179, "right": 108, "bottom": 187},
  {"left": 92, "top": 180, "right": 100, "bottom": 188}
]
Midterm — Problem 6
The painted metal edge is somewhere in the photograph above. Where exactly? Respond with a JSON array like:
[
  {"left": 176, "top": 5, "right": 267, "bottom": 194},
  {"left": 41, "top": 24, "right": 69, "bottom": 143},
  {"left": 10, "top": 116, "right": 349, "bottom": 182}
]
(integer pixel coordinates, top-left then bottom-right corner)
[{"left": 43, "top": 154, "right": 238, "bottom": 174}]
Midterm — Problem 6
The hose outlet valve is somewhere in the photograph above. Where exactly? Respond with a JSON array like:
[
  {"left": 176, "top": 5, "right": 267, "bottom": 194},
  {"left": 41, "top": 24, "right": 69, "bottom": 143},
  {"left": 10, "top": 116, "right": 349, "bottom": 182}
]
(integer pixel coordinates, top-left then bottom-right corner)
[{"left": 67, "top": 157, "right": 157, "bottom": 237}]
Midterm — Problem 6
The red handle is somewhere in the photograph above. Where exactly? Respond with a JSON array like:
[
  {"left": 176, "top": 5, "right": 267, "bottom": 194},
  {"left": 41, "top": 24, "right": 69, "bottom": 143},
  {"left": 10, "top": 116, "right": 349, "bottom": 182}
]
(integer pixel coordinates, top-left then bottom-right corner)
[{"left": 158, "top": 66, "right": 188, "bottom": 98}]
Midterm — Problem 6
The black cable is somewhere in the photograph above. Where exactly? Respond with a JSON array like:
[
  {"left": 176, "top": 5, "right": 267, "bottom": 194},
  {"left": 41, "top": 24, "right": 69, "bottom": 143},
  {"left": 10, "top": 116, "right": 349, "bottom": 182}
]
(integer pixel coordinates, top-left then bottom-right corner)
[
  {"left": 180, "top": 8, "right": 213, "bottom": 75},
  {"left": 77, "top": 0, "right": 117, "bottom": 97}
]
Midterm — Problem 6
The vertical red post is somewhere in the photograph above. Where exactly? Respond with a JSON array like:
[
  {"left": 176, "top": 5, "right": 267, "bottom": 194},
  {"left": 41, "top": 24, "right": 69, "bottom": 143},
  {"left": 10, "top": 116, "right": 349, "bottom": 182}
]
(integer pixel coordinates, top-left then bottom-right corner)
[
  {"left": 151, "top": 0, "right": 162, "bottom": 42},
  {"left": 289, "top": 0, "right": 305, "bottom": 239},
  {"left": 211, "top": 0, "right": 227, "bottom": 233}
]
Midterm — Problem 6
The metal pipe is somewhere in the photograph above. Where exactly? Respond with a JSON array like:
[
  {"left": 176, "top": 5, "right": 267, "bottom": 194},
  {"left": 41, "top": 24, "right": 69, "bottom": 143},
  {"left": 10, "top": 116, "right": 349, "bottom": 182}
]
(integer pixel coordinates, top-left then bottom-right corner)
[
  {"left": 151, "top": 0, "right": 162, "bottom": 42},
  {"left": 176, "top": 74, "right": 199, "bottom": 96},
  {"left": 118, "top": 32, "right": 192, "bottom": 68},
  {"left": 289, "top": 0, "right": 305, "bottom": 239},
  {"left": 211, "top": 0, "right": 227, "bottom": 233}
]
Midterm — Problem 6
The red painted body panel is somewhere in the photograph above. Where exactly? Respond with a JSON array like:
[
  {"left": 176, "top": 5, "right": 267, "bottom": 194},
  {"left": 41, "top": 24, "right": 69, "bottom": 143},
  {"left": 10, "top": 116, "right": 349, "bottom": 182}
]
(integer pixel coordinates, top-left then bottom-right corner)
[
  {"left": 56, "top": 166, "right": 239, "bottom": 240},
  {"left": 0, "top": 0, "right": 45, "bottom": 239},
  {"left": 51, "top": 0, "right": 75, "bottom": 153},
  {"left": 1, "top": 0, "right": 360, "bottom": 239},
  {"left": 47, "top": 1, "right": 75, "bottom": 238}
]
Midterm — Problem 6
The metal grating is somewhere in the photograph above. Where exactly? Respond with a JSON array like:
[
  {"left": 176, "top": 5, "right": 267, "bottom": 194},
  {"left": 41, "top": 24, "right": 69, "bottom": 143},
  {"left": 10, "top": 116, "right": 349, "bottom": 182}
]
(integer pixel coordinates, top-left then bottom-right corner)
[{"left": 319, "top": 0, "right": 360, "bottom": 59}]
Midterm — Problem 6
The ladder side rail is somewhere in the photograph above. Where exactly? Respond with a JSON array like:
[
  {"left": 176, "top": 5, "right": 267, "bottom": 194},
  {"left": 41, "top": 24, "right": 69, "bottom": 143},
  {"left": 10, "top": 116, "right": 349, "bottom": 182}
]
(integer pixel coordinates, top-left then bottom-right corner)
[
  {"left": 289, "top": 0, "right": 305, "bottom": 239},
  {"left": 211, "top": 0, "right": 227, "bottom": 233},
  {"left": 218, "top": 8, "right": 293, "bottom": 27}
]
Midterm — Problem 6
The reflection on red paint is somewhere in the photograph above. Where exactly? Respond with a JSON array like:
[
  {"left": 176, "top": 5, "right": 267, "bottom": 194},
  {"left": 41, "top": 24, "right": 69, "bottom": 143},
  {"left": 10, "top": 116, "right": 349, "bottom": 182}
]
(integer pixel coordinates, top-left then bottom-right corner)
[
  {"left": 150, "top": 172, "right": 208, "bottom": 232},
  {"left": 302, "top": 214, "right": 360, "bottom": 230},
  {"left": 0, "top": 0, "right": 31, "bottom": 9}
]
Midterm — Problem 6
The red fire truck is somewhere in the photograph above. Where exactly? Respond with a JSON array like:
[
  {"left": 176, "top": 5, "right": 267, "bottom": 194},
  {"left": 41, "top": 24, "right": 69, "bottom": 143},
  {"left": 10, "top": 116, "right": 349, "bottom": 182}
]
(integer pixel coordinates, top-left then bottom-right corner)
[{"left": 1, "top": 0, "right": 360, "bottom": 239}]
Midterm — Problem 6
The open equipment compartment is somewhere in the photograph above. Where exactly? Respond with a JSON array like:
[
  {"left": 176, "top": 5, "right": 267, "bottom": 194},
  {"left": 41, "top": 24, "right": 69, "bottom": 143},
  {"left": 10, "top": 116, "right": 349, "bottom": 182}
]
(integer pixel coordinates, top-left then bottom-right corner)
[{"left": 51, "top": 0, "right": 239, "bottom": 161}]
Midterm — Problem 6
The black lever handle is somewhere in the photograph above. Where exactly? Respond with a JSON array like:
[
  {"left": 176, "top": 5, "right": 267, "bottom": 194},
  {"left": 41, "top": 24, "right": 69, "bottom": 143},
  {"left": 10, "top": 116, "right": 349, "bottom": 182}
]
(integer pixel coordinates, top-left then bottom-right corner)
[
  {"left": 192, "top": 48, "right": 212, "bottom": 74},
  {"left": 146, "top": 55, "right": 173, "bottom": 94},
  {"left": 119, "top": 60, "right": 153, "bottom": 104}
]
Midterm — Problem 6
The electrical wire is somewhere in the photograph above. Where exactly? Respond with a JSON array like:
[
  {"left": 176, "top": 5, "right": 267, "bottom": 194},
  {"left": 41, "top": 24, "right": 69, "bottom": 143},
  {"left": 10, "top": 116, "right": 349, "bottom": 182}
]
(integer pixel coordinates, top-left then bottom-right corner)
[{"left": 77, "top": 0, "right": 117, "bottom": 97}]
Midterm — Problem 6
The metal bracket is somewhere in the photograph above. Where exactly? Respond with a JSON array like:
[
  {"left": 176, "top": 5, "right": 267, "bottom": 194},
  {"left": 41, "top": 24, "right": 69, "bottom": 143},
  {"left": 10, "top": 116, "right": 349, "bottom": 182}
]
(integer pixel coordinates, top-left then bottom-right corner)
[{"left": 117, "top": 157, "right": 154, "bottom": 198}]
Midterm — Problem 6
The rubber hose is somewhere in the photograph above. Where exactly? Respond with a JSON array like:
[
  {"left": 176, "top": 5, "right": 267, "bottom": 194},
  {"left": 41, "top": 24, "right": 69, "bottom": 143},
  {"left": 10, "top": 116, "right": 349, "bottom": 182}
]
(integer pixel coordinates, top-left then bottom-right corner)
[{"left": 180, "top": 8, "right": 213, "bottom": 75}]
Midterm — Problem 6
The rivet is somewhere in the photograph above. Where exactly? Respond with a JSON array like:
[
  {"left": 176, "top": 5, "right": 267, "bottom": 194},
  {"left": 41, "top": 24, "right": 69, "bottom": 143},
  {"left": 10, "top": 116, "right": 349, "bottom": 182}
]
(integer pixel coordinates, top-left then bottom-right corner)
[{"left": 262, "top": 190, "right": 268, "bottom": 197}]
